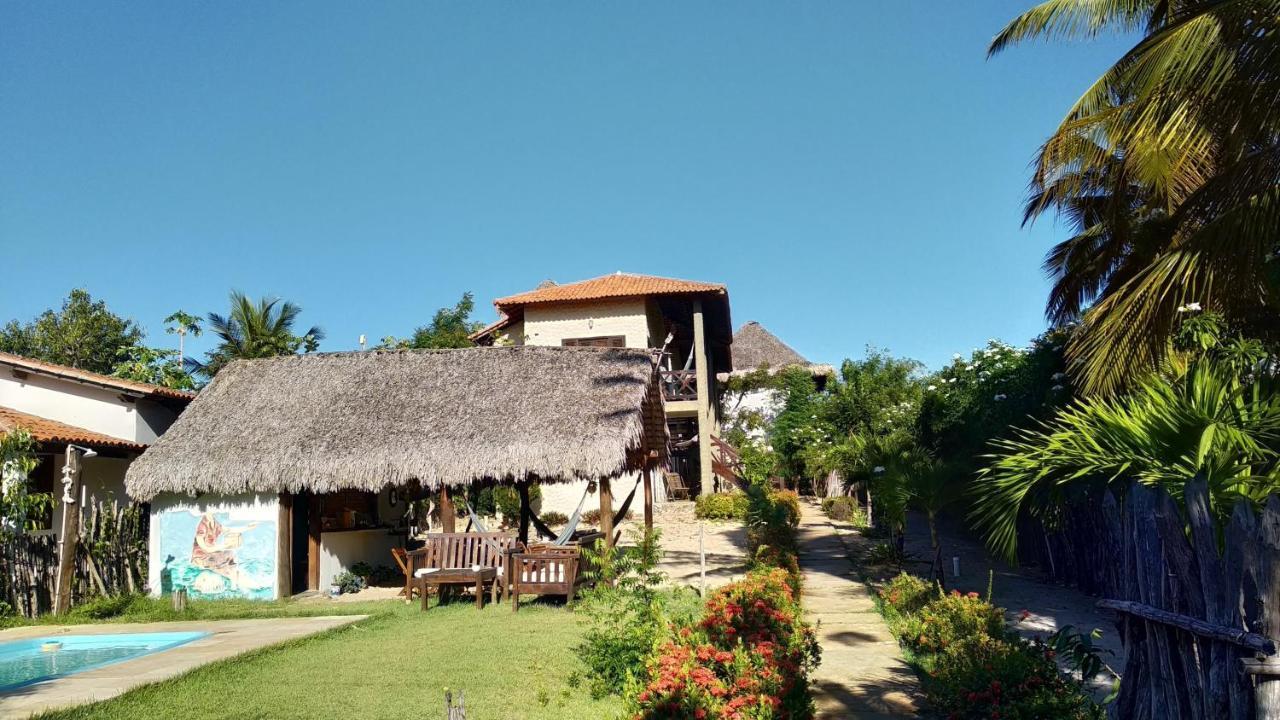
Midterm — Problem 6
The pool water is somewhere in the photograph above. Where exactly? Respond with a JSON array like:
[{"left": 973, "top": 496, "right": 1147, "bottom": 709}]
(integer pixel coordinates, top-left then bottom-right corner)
[{"left": 0, "top": 631, "right": 209, "bottom": 692}]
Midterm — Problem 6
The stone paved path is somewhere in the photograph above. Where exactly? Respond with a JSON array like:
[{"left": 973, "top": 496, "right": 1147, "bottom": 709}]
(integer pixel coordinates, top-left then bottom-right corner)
[{"left": 798, "top": 501, "right": 924, "bottom": 719}]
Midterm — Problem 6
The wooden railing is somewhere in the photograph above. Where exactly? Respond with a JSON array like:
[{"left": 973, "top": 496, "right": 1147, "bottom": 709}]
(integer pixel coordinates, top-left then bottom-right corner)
[{"left": 660, "top": 369, "right": 698, "bottom": 401}]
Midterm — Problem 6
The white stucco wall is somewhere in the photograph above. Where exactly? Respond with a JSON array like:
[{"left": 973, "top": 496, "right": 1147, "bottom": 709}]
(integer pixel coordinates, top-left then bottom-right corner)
[
  {"left": 539, "top": 471, "right": 665, "bottom": 526},
  {"left": 319, "top": 530, "right": 400, "bottom": 590},
  {"left": 727, "top": 388, "right": 781, "bottom": 441},
  {"left": 518, "top": 299, "right": 654, "bottom": 348},
  {"left": 0, "top": 373, "right": 177, "bottom": 444},
  {"left": 148, "top": 493, "right": 281, "bottom": 600}
]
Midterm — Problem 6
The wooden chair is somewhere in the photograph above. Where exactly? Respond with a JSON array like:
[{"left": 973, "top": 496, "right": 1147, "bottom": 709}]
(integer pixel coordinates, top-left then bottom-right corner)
[
  {"left": 510, "top": 547, "right": 594, "bottom": 611},
  {"left": 405, "top": 532, "right": 523, "bottom": 604},
  {"left": 664, "top": 471, "right": 691, "bottom": 501}
]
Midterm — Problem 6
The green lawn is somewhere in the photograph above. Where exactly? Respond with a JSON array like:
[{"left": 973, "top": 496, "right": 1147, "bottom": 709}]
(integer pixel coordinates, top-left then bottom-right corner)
[{"left": 26, "top": 597, "right": 624, "bottom": 720}]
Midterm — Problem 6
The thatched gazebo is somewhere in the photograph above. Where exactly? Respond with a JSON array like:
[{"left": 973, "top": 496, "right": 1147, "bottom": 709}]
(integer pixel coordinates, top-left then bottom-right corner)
[{"left": 125, "top": 346, "right": 667, "bottom": 598}]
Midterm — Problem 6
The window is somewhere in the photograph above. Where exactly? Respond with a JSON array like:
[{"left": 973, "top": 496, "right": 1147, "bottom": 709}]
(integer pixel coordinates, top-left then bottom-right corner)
[{"left": 562, "top": 336, "right": 627, "bottom": 348}]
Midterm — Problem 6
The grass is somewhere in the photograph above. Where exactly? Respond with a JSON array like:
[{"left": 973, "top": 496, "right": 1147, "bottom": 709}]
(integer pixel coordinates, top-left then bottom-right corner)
[{"left": 16, "top": 596, "right": 624, "bottom": 720}]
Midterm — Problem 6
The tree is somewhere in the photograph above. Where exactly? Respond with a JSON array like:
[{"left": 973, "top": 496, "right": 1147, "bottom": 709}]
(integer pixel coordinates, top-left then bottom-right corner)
[
  {"left": 193, "top": 292, "right": 324, "bottom": 378},
  {"left": 408, "top": 292, "right": 483, "bottom": 349},
  {"left": 164, "top": 310, "right": 203, "bottom": 360},
  {"left": 0, "top": 289, "right": 143, "bottom": 374},
  {"left": 992, "top": 0, "right": 1280, "bottom": 395},
  {"left": 112, "top": 346, "right": 198, "bottom": 390}
]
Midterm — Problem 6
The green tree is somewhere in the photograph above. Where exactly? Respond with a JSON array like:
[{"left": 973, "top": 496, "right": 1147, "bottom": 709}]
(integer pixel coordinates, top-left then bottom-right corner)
[
  {"left": 164, "top": 310, "right": 203, "bottom": 360},
  {"left": 193, "top": 292, "right": 324, "bottom": 378},
  {"left": 111, "top": 346, "right": 198, "bottom": 390},
  {"left": 0, "top": 289, "right": 143, "bottom": 374},
  {"left": 992, "top": 0, "right": 1280, "bottom": 395},
  {"left": 409, "top": 292, "right": 483, "bottom": 349}
]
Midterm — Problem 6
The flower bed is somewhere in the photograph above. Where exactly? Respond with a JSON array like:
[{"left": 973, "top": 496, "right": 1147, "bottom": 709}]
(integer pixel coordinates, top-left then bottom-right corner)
[
  {"left": 627, "top": 567, "right": 820, "bottom": 719},
  {"left": 878, "top": 573, "right": 1101, "bottom": 720}
]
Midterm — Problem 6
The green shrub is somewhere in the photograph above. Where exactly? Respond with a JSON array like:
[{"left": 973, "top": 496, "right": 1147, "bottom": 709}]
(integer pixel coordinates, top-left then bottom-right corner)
[
  {"left": 878, "top": 572, "right": 936, "bottom": 619},
  {"left": 332, "top": 571, "right": 366, "bottom": 595},
  {"left": 540, "top": 511, "right": 569, "bottom": 526},
  {"left": 863, "top": 541, "right": 905, "bottom": 567},
  {"left": 899, "top": 590, "right": 1008, "bottom": 655},
  {"left": 929, "top": 634, "right": 1102, "bottom": 720},
  {"left": 694, "top": 492, "right": 749, "bottom": 521},
  {"left": 69, "top": 594, "right": 137, "bottom": 620},
  {"left": 581, "top": 508, "right": 634, "bottom": 526},
  {"left": 769, "top": 490, "right": 801, "bottom": 527},
  {"left": 821, "top": 496, "right": 866, "bottom": 525}
]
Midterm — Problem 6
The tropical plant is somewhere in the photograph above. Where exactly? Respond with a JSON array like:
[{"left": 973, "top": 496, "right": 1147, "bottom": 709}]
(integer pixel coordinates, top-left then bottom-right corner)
[
  {"left": 991, "top": 0, "right": 1280, "bottom": 396},
  {"left": 410, "top": 292, "right": 483, "bottom": 349},
  {"left": 164, "top": 309, "right": 203, "bottom": 360},
  {"left": 111, "top": 345, "right": 198, "bottom": 390},
  {"left": 192, "top": 292, "right": 324, "bottom": 378},
  {"left": 0, "top": 289, "right": 143, "bottom": 374},
  {"left": 972, "top": 355, "right": 1280, "bottom": 561}
]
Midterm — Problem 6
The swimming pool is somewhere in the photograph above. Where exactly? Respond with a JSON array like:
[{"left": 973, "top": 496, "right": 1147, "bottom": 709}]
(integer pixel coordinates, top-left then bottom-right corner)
[{"left": 0, "top": 631, "right": 209, "bottom": 692}]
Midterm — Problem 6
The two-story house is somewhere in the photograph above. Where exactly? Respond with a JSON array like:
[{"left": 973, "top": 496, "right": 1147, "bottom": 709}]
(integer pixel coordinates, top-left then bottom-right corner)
[
  {"left": 472, "top": 272, "right": 733, "bottom": 511},
  {"left": 0, "top": 352, "right": 195, "bottom": 536}
]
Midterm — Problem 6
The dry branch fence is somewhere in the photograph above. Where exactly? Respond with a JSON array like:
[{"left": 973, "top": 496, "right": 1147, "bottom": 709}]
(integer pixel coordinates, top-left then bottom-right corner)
[
  {"left": 3, "top": 500, "right": 148, "bottom": 618},
  {"left": 1017, "top": 478, "right": 1280, "bottom": 719}
]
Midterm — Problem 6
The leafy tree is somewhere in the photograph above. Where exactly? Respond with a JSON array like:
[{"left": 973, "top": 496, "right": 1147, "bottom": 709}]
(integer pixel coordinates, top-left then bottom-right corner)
[
  {"left": 164, "top": 310, "right": 203, "bottom": 360},
  {"left": 992, "top": 0, "right": 1280, "bottom": 395},
  {"left": 193, "top": 292, "right": 324, "bottom": 378},
  {"left": 768, "top": 368, "right": 825, "bottom": 484},
  {"left": 409, "top": 292, "right": 483, "bottom": 349},
  {"left": 111, "top": 346, "right": 198, "bottom": 390},
  {"left": 0, "top": 289, "right": 143, "bottom": 374}
]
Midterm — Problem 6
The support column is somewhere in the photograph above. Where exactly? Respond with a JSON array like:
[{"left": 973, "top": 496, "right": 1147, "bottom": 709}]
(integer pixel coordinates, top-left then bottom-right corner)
[
  {"left": 599, "top": 478, "right": 614, "bottom": 549},
  {"left": 693, "top": 300, "right": 714, "bottom": 497},
  {"left": 53, "top": 445, "right": 84, "bottom": 615},
  {"left": 277, "top": 493, "right": 292, "bottom": 599},
  {"left": 439, "top": 486, "right": 456, "bottom": 533},
  {"left": 518, "top": 482, "right": 532, "bottom": 546},
  {"left": 643, "top": 462, "right": 654, "bottom": 535}
]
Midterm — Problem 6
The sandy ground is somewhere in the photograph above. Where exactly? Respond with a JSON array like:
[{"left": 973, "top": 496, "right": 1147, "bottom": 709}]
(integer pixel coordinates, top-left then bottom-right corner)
[{"left": 652, "top": 501, "right": 750, "bottom": 592}]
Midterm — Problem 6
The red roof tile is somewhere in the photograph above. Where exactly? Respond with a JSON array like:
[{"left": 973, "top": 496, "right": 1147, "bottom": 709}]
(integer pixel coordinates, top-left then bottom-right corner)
[
  {"left": 494, "top": 272, "right": 726, "bottom": 309},
  {"left": 0, "top": 352, "right": 197, "bottom": 401},
  {"left": 0, "top": 405, "right": 146, "bottom": 451}
]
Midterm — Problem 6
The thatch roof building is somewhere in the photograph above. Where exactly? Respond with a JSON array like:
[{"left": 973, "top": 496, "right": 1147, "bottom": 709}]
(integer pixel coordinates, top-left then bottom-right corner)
[
  {"left": 726, "top": 321, "right": 833, "bottom": 379},
  {"left": 125, "top": 346, "right": 666, "bottom": 500}
]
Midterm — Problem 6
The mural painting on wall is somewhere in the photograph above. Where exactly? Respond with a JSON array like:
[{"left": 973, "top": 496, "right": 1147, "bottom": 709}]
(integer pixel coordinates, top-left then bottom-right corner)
[{"left": 159, "top": 509, "right": 275, "bottom": 599}]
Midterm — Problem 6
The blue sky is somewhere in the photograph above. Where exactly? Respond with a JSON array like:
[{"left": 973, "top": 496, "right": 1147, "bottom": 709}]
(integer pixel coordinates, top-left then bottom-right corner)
[{"left": 0, "top": 3, "right": 1134, "bottom": 370}]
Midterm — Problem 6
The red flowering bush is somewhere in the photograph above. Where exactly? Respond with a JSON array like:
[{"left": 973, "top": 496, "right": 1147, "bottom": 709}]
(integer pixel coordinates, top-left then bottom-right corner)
[
  {"left": 878, "top": 572, "right": 936, "bottom": 619},
  {"left": 628, "top": 568, "right": 819, "bottom": 719},
  {"left": 929, "top": 634, "right": 1102, "bottom": 720}
]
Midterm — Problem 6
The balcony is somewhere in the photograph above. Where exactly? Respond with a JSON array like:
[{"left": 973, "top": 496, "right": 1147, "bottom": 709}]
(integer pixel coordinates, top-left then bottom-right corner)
[{"left": 660, "top": 369, "right": 698, "bottom": 401}]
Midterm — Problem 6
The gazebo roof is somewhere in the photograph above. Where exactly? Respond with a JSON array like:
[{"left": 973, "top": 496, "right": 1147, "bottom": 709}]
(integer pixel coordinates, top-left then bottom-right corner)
[{"left": 125, "top": 346, "right": 666, "bottom": 500}]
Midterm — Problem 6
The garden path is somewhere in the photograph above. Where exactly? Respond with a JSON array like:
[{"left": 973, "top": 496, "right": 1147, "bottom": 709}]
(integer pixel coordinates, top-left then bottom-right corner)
[{"left": 798, "top": 501, "right": 923, "bottom": 719}]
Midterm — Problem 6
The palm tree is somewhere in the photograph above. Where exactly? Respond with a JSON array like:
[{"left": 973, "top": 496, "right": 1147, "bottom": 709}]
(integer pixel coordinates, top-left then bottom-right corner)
[
  {"left": 192, "top": 292, "right": 324, "bottom": 379},
  {"left": 970, "top": 356, "right": 1280, "bottom": 562},
  {"left": 992, "top": 0, "right": 1280, "bottom": 395},
  {"left": 164, "top": 310, "right": 203, "bottom": 361}
]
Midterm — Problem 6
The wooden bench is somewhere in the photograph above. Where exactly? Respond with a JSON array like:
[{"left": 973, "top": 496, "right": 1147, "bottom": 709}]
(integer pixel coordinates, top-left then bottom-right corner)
[
  {"left": 404, "top": 532, "right": 523, "bottom": 603},
  {"left": 665, "top": 471, "right": 691, "bottom": 500}
]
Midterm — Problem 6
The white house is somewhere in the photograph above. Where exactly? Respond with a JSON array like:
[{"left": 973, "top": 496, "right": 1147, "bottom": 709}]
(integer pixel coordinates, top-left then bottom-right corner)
[{"left": 0, "top": 351, "right": 195, "bottom": 537}]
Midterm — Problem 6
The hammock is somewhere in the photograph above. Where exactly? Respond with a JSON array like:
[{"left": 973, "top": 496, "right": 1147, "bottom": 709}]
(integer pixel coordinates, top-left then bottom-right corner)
[{"left": 529, "top": 483, "right": 592, "bottom": 546}]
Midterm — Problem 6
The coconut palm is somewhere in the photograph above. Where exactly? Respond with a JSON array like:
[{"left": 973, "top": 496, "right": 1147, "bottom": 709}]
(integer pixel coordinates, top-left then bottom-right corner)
[
  {"left": 970, "top": 356, "right": 1280, "bottom": 562},
  {"left": 993, "top": 0, "right": 1280, "bottom": 395},
  {"left": 192, "top": 292, "right": 324, "bottom": 379}
]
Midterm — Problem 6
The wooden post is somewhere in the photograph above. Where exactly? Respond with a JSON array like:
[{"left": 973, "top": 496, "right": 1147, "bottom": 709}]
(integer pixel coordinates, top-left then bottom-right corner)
[
  {"left": 307, "top": 495, "right": 321, "bottom": 591},
  {"left": 517, "top": 482, "right": 532, "bottom": 546},
  {"left": 643, "top": 462, "right": 654, "bottom": 535},
  {"left": 1256, "top": 496, "right": 1280, "bottom": 716},
  {"left": 277, "top": 493, "right": 292, "bottom": 599},
  {"left": 692, "top": 300, "right": 714, "bottom": 497},
  {"left": 599, "top": 477, "right": 614, "bottom": 549},
  {"left": 440, "top": 486, "right": 456, "bottom": 534},
  {"left": 53, "top": 445, "right": 84, "bottom": 615}
]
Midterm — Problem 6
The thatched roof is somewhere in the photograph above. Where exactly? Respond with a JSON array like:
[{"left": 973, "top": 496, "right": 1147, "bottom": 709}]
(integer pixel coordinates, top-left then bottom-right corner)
[
  {"left": 726, "top": 322, "right": 833, "bottom": 380},
  {"left": 125, "top": 346, "right": 666, "bottom": 500}
]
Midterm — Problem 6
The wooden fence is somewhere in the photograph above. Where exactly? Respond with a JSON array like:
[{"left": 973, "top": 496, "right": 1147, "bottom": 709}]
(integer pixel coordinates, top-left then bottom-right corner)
[
  {"left": 3, "top": 500, "right": 148, "bottom": 618},
  {"left": 1017, "top": 478, "right": 1280, "bottom": 719}
]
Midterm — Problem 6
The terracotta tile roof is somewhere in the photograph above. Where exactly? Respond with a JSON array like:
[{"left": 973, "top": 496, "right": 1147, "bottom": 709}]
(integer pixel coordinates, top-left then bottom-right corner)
[
  {"left": 0, "top": 405, "right": 146, "bottom": 451},
  {"left": 494, "top": 272, "right": 726, "bottom": 309},
  {"left": 0, "top": 351, "right": 197, "bottom": 401}
]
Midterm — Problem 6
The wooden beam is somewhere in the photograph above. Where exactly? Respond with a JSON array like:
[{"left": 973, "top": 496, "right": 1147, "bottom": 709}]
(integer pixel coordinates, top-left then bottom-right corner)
[
  {"left": 692, "top": 300, "right": 714, "bottom": 496},
  {"left": 599, "top": 477, "right": 614, "bottom": 549},
  {"left": 1097, "top": 598, "right": 1277, "bottom": 654},
  {"left": 308, "top": 495, "right": 321, "bottom": 591},
  {"left": 53, "top": 445, "right": 84, "bottom": 615},
  {"left": 517, "top": 481, "right": 532, "bottom": 546},
  {"left": 439, "top": 485, "right": 456, "bottom": 533},
  {"left": 277, "top": 493, "right": 292, "bottom": 599},
  {"left": 643, "top": 463, "right": 654, "bottom": 534}
]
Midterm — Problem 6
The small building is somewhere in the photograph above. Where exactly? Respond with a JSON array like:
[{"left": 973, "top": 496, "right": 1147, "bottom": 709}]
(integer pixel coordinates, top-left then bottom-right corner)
[
  {"left": 0, "top": 351, "right": 195, "bottom": 537},
  {"left": 124, "top": 346, "right": 667, "bottom": 600},
  {"left": 720, "top": 321, "right": 832, "bottom": 438},
  {"left": 471, "top": 272, "right": 733, "bottom": 507}
]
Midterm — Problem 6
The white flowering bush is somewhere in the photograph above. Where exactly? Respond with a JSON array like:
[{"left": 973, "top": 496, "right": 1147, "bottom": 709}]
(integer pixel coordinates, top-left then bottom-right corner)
[{"left": 0, "top": 428, "right": 46, "bottom": 541}]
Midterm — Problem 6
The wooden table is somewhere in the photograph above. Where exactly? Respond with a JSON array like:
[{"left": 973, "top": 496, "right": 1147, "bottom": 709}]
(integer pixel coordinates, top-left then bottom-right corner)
[{"left": 416, "top": 567, "right": 498, "bottom": 610}]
